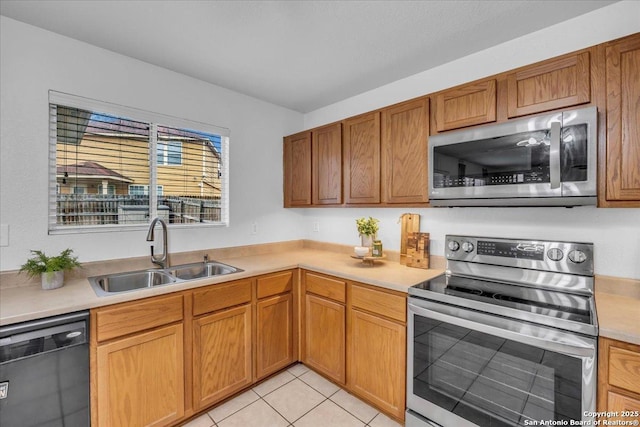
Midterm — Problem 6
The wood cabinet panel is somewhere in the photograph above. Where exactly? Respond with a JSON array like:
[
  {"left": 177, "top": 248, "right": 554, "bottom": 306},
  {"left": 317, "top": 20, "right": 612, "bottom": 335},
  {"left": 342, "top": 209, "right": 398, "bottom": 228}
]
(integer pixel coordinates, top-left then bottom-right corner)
[
  {"left": 343, "top": 112, "right": 381, "bottom": 204},
  {"left": 192, "top": 279, "right": 252, "bottom": 316},
  {"left": 605, "top": 35, "right": 640, "bottom": 202},
  {"left": 608, "top": 391, "right": 640, "bottom": 417},
  {"left": 256, "top": 293, "right": 294, "bottom": 380},
  {"left": 507, "top": 52, "right": 591, "bottom": 117},
  {"left": 256, "top": 270, "right": 293, "bottom": 299},
  {"left": 304, "top": 271, "right": 346, "bottom": 303},
  {"left": 95, "top": 294, "right": 183, "bottom": 342},
  {"left": 193, "top": 304, "right": 252, "bottom": 410},
  {"left": 96, "top": 324, "right": 184, "bottom": 427},
  {"left": 609, "top": 346, "right": 640, "bottom": 395},
  {"left": 434, "top": 79, "right": 496, "bottom": 132},
  {"left": 304, "top": 293, "right": 346, "bottom": 384},
  {"left": 350, "top": 283, "right": 406, "bottom": 323},
  {"left": 284, "top": 131, "right": 312, "bottom": 207},
  {"left": 381, "top": 98, "right": 429, "bottom": 203},
  {"left": 348, "top": 309, "right": 406, "bottom": 419},
  {"left": 598, "top": 337, "right": 640, "bottom": 415},
  {"left": 312, "top": 123, "right": 343, "bottom": 205}
]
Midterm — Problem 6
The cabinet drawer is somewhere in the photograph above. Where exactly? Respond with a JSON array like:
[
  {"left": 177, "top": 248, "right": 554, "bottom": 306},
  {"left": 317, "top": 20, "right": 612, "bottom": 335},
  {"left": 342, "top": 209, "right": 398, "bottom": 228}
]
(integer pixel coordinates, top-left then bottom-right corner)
[
  {"left": 351, "top": 284, "right": 406, "bottom": 323},
  {"left": 609, "top": 346, "right": 640, "bottom": 395},
  {"left": 193, "top": 279, "right": 252, "bottom": 316},
  {"left": 257, "top": 271, "right": 293, "bottom": 299},
  {"left": 95, "top": 293, "right": 184, "bottom": 342},
  {"left": 305, "top": 272, "right": 346, "bottom": 303}
]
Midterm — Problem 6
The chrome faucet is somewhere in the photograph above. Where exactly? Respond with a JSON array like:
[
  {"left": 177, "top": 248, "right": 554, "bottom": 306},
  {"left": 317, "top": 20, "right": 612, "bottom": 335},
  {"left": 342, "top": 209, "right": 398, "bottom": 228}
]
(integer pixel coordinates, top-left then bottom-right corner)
[{"left": 146, "top": 217, "right": 169, "bottom": 269}]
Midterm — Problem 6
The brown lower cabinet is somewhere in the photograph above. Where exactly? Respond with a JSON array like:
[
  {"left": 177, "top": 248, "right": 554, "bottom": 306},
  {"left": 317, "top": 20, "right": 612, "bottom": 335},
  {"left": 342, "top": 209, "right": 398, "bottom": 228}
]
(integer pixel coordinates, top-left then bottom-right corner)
[
  {"left": 91, "top": 268, "right": 409, "bottom": 425},
  {"left": 91, "top": 294, "right": 186, "bottom": 427},
  {"left": 193, "top": 304, "right": 252, "bottom": 410},
  {"left": 301, "top": 270, "right": 407, "bottom": 421},
  {"left": 255, "top": 270, "right": 296, "bottom": 380},
  {"left": 598, "top": 337, "right": 640, "bottom": 419}
]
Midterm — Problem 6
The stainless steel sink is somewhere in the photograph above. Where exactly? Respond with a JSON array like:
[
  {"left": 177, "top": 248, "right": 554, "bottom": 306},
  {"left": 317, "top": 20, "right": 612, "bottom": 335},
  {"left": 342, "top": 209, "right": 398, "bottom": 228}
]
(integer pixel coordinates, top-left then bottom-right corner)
[
  {"left": 169, "top": 261, "right": 241, "bottom": 280},
  {"left": 90, "top": 270, "right": 176, "bottom": 296},
  {"left": 88, "top": 261, "right": 243, "bottom": 296}
]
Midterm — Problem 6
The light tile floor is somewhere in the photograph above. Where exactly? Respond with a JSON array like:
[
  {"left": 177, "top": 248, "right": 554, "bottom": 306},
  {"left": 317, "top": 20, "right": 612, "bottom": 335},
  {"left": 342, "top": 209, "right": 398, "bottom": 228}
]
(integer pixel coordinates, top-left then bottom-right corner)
[{"left": 181, "top": 364, "right": 402, "bottom": 427}]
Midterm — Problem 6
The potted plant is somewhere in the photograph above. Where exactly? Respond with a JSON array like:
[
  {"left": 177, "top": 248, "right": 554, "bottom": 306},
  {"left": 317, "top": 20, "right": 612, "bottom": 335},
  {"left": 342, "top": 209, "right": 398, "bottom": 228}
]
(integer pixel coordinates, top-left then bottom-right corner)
[
  {"left": 19, "top": 248, "right": 81, "bottom": 290},
  {"left": 355, "top": 217, "right": 379, "bottom": 247}
]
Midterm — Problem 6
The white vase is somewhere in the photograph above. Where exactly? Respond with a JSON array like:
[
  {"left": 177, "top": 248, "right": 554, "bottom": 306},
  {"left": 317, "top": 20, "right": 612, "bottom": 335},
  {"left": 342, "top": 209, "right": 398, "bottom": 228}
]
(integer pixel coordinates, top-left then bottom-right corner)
[
  {"left": 360, "top": 234, "right": 374, "bottom": 248},
  {"left": 41, "top": 271, "right": 64, "bottom": 290}
]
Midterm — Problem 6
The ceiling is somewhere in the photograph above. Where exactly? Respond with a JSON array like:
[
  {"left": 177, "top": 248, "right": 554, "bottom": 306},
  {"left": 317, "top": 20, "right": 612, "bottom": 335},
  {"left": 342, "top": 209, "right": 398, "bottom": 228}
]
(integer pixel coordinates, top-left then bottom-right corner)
[{"left": 0, "top": 0, "right": 617, "bottom": 113}]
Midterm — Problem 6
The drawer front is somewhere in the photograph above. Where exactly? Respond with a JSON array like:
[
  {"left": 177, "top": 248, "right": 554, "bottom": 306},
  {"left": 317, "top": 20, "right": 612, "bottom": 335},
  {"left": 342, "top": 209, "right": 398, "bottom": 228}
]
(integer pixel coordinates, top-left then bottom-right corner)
[
  {"left": 257, "top": 271, "right": 293, "bottom": 299},
  {"left": 95, "top": 293, "right": 184, "bottom": 342},
  {"left": 305, "top": 272, "right": 346, "bottom": 303},
  {"left": 351, "top": 284, "right": 406, "bottom": 323},
  {"left": 193, "top": 279, "right": 252, "bottom": 316},
  {"left": 609, "top": 346, "right": 640, "bottom": 395}
]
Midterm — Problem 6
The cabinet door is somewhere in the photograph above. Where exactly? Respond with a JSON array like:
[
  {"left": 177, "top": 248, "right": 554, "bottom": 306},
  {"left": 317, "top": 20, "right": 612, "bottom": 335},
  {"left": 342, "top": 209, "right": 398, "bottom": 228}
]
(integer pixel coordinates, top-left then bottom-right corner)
[
  {"left": 348, "top": 309, "right": 406, "bottom": 419},
  {"left": 608, "top": 391, "right": 640, "bottom": 417},
  {"left": 193, "top": 304, "right": 252, "bottom": 410},
  {"left": 605, "top": 35, "right": 640, "bottom": 203},
  {"left": 507, "top": 51, "right": 591, "bottom": 118},
  {"left": 312, "top": 123, "right": 343, "bottom": 205},
  {"left": 256, "top": 293, "right": 294, "bottom": 380},
  {"left": 304, "top": 293, "right": 346, "bottom": 384},
  {"left": 434, "top": 79, "right": 496, "bottom": 132},
  {"left": 96, "top": 324, "right": 184, "bottom": 427},
  {"left": 381, "top": 98, "right": 429, "bottom": 203},
  {"left": 284, "top": 131, "right": 312, "bottom": 207},
  {"left": 343, "top": 112, "right": 381, "bottom": 204}
]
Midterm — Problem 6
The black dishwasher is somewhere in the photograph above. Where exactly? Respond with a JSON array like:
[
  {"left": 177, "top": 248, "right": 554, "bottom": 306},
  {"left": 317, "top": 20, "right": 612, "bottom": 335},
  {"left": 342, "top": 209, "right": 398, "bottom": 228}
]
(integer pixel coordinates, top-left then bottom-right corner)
[{"left": 0, "top": 310, "right": 89, "bottom": 427}]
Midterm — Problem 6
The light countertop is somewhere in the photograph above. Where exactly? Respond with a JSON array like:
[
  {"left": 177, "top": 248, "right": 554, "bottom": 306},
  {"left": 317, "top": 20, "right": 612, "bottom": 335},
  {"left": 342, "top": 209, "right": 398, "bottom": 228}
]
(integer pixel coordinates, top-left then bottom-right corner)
[
  {"left": 0, "top": 248, "right": 444, "bottom": 326},
  {"left": 2, "top": 247, "right": 639, "bottom": 348}
]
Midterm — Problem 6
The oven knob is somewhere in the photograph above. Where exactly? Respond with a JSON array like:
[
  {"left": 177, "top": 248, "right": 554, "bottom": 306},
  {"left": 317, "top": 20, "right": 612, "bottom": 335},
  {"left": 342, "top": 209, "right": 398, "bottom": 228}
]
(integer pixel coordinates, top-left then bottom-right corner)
[
  {"left": 448, "top": 240, "right": 460, "bottom": 251},
  {"left": 461, "top": 242, "right": 475, "bottom": 253},
  {"left": 568, "top": 250, "right": 587, "bottom": 264},
  {"left": 547, "top": 248, "right": 564, "bottom": 261}
]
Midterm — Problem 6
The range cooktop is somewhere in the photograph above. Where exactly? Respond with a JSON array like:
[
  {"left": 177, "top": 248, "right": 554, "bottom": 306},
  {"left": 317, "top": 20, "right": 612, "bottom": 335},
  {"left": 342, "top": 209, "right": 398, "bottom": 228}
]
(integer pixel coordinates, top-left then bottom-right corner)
[{"left": 409, "top": 235, "right": 597, "bottom": 336}]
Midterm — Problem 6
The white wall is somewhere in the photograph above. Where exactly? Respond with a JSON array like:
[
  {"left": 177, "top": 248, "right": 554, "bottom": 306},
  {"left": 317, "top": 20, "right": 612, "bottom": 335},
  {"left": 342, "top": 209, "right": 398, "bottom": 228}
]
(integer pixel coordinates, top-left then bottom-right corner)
[
  {"left": 301, "top": 1, "right": 640, "bottom": 280},
  {"left": 0, "top": 16, "right": 304, "bottom": 271}
]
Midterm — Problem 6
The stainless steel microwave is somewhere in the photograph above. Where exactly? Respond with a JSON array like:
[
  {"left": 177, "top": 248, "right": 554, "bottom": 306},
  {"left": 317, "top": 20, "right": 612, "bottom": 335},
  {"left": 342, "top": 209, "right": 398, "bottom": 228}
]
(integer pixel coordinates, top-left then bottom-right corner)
[{"left": 428, "top": 106, "right": 597, "bottom": 206}]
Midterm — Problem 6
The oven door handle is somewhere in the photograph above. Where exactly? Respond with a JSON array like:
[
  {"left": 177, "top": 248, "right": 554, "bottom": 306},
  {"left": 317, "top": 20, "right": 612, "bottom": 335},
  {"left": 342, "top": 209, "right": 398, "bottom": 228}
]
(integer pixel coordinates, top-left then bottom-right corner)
[{"left": 408, "top": 299, "right": 596, "bottom": 357}]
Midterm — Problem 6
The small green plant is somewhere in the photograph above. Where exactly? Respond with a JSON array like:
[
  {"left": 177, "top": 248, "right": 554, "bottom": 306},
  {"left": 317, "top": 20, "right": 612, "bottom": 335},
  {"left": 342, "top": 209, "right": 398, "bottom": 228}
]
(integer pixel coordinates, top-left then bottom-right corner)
[
  {"left": 355, "top": 217, "right": 380, "bottom": 236},
  {"left": 19, "top": 249, "right": 81, "bottom": 278}
]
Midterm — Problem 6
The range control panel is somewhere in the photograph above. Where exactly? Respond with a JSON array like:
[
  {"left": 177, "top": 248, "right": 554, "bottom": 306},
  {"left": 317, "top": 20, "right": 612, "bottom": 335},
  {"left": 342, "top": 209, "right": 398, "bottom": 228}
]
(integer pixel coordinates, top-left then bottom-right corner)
[{"left": 445, "top": 235, "right": 594, "bottom": 275}]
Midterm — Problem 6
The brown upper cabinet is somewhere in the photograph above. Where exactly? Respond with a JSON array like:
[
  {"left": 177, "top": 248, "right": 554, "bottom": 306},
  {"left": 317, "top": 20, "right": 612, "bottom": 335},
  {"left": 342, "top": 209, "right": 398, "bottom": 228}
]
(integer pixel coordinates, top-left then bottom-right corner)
[
  {"left": 284, "top": 33, "right": 640, "bottom": 208},
  {"left": 604, "top": 34, "right": 640, "bottom": 204},
  {"left": 343, "top": 112, "right": 381, "bottom": 204},
  {"left": 283, "top": 131, "right": 312, "bottom": 207},
  {"left": 381, "top": 97, "right": 430, "bottom": 204},
  {"left": 506, "top": 51, "right": 591, "bottom": 118},
  {"left": 312, "top": 123, "right": 343, "bottom": 205},
  {"left": 433, "top": 79, "right": 496, "bottom": 132}
]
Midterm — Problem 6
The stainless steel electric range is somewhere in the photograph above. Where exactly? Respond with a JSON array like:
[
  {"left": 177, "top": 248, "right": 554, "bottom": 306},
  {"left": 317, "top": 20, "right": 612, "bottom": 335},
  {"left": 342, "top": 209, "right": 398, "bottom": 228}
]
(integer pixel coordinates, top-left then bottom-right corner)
[{"left": 406, "top": 235, "right": 598, "bottom": 427}]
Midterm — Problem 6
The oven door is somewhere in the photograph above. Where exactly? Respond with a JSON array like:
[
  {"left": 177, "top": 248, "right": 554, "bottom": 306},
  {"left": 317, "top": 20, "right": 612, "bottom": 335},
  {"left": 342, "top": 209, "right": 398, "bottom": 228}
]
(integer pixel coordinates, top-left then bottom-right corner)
[
  {"left": 428, "top": 106, "right": 596, "bottom": 206},
  {"left": 407, "top": 297, "right": 596, "bottom": 427}
]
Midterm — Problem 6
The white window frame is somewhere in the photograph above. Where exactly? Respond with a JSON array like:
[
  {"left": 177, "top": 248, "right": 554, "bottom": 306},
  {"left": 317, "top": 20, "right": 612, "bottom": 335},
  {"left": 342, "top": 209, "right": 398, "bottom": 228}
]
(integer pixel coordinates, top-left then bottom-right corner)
[
  {"left": 157, "top": 140, "right": 182, "bottom": 166},
  {"left": 49, "top": 91, "right": 230, "bottom": 234}
]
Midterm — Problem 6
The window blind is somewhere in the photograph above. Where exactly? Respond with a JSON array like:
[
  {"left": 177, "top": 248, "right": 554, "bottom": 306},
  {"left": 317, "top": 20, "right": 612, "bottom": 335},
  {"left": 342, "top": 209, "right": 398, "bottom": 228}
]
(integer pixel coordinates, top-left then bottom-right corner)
[{"left": 48, "top": 91, "right": 230, "bottom": 232}]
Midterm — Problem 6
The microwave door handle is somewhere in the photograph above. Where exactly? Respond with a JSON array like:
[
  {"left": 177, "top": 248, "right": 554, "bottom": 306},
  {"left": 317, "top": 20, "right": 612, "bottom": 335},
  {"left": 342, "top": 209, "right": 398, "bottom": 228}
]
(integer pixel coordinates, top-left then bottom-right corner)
[{"left": 549, "top": 121, "right": 561, "bottom": 189}]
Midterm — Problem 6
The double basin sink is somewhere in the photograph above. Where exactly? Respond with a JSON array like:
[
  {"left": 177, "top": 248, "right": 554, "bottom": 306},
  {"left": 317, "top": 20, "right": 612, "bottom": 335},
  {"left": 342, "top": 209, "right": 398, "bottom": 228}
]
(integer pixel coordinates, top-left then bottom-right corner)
[{"left": 88, "top": 261, "right": 243, "bottom": 297}]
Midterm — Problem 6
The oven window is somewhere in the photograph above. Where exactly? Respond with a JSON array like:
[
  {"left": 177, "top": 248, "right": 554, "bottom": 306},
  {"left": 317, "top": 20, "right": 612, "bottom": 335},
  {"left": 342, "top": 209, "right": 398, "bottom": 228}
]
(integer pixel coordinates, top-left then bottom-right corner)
[{"left": 413, "top": 315, "right": 582, "bottom": 426}]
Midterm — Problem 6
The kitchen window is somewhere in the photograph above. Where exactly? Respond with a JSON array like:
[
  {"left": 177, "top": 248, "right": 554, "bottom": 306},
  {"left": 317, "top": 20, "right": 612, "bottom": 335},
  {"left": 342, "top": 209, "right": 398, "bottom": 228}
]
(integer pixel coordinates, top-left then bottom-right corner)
[{"left": 49, "top": 91, "right": 230, "bottom": 233}]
